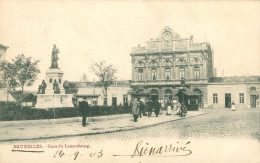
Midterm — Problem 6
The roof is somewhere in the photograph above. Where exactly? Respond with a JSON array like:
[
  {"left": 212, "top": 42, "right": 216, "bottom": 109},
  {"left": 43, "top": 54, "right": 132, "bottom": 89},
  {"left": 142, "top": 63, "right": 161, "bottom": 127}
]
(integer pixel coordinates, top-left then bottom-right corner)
[
  {"left": 0, "top": 44, "right": 9, "bottom": 51},
  {"left": 73, "top": 80, "right": 131, "bottom": 88},
  {"left": 9, "top": 91, "right": 36, "bottom": 102},
  {"left": 209, "top": 76, "right": 260, "bottom": 83}
]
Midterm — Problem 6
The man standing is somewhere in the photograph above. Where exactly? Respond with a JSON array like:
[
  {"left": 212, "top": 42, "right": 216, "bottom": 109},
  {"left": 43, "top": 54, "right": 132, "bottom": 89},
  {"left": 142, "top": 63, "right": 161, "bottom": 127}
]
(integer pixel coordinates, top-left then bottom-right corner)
[
  {"left": 147, "top": 98, "right": 153, "bottom": 117},
  {"left": 79, "top": 97, "right": 89, "bottom": 127},
  {"left": 131, "top": 98, "right": 139, "bottom": 122},
  {"left": 154, "top": 100, "right": 161, "bottom": 117},
  {"left": 138, "top": 98, "right": 144, "bottom": 118}
]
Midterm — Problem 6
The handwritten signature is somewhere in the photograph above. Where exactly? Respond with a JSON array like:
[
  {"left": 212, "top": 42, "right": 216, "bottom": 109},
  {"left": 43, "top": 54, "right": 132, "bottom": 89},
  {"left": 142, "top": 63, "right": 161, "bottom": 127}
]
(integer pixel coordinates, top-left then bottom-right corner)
[{"left": 113, "top": 140, "right": 192, "bottom": 157}]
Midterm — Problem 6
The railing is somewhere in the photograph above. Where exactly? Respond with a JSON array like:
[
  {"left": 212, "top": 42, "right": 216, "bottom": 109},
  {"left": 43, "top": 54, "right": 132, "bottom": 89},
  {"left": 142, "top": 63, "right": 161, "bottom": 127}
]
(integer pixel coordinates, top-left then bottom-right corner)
[
  {"left": 131, "top": 79, "right": 208, "bottom": 85},
  {"left": 131, "top": 42, "right": 209, "bottom": 54}
]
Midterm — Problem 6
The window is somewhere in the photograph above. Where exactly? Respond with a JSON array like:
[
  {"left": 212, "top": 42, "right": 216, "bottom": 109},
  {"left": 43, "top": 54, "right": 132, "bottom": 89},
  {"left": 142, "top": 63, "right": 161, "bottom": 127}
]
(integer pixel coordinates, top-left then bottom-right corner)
[
  {"left": 138, "top": 69, "right": 144, "bottom": 81},
  {"left": 123, "top": 94, "right": 128, "bottom": 105},
  {"left": 112, "top": 97, "right": 117, "bottom": 106},
  {"left": 239, "top": 93, "right": 244, "bottom": 103},
  {"left": 164, "top": 89, "right": 172, "bottom": 102},
  {"left": 180, "top": 67, "right": 185, "bottom": 79},
  {"left": 250, "top": 87, "right": 256, "bottom": 91},
  {"left": 93, "top": 98, "right": 98, "bottom": 106},
  {"left": 152, "top": 68, "right": 157, "bottom": 80},
  {"left": 194, "top": 67, "right": 200, "bottom": 79},
  {"left": 165, "top": 68, "right": 170, "bottom": 79},
  {"left": 213, "top": 93, "right": 218, "bottom": 103}
]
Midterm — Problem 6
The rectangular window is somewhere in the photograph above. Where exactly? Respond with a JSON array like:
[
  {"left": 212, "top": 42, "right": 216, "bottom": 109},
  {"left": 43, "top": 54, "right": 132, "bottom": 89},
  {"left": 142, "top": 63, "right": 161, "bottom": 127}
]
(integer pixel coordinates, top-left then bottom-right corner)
[
  {"left": 194, "top": 67, "right": 200, "bottom": 79},
  {"left": 152, "top": 68, "right": 157, "bottom": 80},
  {"left": 138, "top": 69, "right": 143, "bottom": 81},
  {"left": 123, "top": 94, "right": 128, "bottom": 105},
  {"left": 239, "top": 93, "right": 244, "bottom": 103},
  {"left": 165, "top": 68, "right": 170, "bottom": 79},
  {"left": 213, "top": 93, "right": 218, "bottom": 104},
  {"left": 180, "top": 67, "right": 185, "bottom": 79},
  {"left": 112, "top": 97, "right": 117, "bottom": 106}
]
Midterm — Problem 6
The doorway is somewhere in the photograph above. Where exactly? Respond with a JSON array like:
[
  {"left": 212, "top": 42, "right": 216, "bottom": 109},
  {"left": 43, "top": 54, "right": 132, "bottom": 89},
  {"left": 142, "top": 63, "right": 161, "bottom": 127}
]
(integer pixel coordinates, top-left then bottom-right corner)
[
  {"left": 150, "top": 89, "right": 159, "bottom": 102},
  {"left": 225, "top": 93, "right": 231, "bottom": 108},
  {"left": 250, "top": 95, "right": 256, "bottom": 108}
]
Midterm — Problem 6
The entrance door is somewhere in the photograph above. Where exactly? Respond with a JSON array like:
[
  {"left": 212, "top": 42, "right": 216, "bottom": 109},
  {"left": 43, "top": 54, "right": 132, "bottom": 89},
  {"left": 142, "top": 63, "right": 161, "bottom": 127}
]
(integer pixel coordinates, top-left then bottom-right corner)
[
  {"left": 150, "top": 89, "right": 159, "bottom": 102},
  {"left": 225, "top": 94, "right": 231, "bottom": 108},
  {"left": 250, "top": 95, "right": 256, "bottom": 108}
]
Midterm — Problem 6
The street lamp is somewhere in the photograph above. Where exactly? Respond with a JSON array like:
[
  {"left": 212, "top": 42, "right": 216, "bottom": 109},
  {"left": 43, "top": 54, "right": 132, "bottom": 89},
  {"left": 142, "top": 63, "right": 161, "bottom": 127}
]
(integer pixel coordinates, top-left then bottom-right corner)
[{"left": 179, "top": 78, "right": 187, "bottom": 117}]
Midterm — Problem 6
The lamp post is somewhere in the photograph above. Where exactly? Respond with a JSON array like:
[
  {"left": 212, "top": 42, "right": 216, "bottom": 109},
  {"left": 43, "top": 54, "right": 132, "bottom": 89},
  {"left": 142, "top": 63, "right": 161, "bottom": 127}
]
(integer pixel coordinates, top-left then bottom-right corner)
[{"left": 179, "top": 78, "right": 187, "bottom": 117}]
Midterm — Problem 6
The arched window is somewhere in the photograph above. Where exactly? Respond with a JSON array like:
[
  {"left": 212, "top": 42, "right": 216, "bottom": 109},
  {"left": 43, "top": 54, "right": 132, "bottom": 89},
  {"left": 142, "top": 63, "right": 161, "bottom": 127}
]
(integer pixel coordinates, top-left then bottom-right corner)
[
  {"left": 250, "top": 87, "right": 256, "bottom": 91},
  {"left": 194, "top": 66, "right": 200, "bottom": 79},
  {"left": 151, "top": 89, "right": 159, "bottom": 95},
  {"left": 150, "top": 89, "right": 159, "bottom": 101},
  {"left": 164, "top": 89, "right": 172, "bottom": 102}
]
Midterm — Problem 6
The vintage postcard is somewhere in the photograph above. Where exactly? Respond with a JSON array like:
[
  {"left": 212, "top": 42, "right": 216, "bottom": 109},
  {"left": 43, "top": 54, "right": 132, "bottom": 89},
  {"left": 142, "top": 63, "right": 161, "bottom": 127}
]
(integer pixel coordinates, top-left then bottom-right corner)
[{"left": 0, "top": 1, "right": 260, "bottom": 163}]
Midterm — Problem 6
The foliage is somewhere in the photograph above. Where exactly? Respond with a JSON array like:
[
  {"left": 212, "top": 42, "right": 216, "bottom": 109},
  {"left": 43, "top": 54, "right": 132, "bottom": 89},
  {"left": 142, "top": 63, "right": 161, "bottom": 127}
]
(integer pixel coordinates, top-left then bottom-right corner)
[
  {"left": 0, "top": 61, "right": 18, "bottom": 90},
  {"left": 0, "top": 105, "right": 131, "bottom": 121},
  {"left": 63, "top": 80, "right": 78, "bottom": 94},
  {"left": 12, "top": 54, "right": 40, "bottom": 89},
  {"left": 90, "top": 60, "right": 117, "bottom": 105}
]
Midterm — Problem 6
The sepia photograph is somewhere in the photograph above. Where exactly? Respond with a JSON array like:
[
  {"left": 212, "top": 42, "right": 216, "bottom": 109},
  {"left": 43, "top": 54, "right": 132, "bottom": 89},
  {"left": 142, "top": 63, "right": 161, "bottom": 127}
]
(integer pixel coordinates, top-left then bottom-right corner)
[{"left": 0, "top": 1, "right": 260, "bottom": 162}]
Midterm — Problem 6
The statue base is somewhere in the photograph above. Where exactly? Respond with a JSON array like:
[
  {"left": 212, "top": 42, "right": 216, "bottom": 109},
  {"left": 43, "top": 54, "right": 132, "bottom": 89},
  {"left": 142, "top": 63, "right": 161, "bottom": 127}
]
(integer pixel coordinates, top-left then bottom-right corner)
[
  {"left": 35, "top": 94, "right": 74, "bottom": 109},
  {"left": 35, "top": 67, "right": 74, "bottom": 109}
]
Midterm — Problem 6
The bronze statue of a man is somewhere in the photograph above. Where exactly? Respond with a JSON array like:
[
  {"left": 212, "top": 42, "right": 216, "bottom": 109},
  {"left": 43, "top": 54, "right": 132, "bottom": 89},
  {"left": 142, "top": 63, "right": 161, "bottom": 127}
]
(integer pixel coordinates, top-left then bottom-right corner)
[{"left": 51, "top": 44, "right": 59, "bottom": 68}]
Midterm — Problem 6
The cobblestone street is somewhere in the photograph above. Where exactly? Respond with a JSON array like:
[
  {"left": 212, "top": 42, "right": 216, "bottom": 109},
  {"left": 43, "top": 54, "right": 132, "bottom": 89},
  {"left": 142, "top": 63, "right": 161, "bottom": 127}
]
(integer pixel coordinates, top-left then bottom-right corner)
[
  {"left": 5, "top": 108, "right": 259, "bottom": 144},
  {"left": 1, "top": 108, "right": 260, "bottom": 163},
  {"left": 74, "top": 108, "right": 260, "bottom": 142}
]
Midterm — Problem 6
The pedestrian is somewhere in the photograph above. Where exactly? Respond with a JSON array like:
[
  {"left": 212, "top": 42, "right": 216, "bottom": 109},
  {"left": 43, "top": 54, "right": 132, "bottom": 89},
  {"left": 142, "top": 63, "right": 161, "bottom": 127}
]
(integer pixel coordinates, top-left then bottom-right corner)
[
  {"left": 79, "top": 97, "right": 89, "bottom": 127},
  {"left": 166, "top": 101, "right": 172, "bottom": 115},
  {"left": 147, "top": 98, "right": 153, "bottom": 117},
  {"left": 231, "top": 101, "right": 236, "bottom": 111},
  {"left": 154, "top": 100, "right": 161, "bottom": 117},
  {"left": 176, "top": 102, "right": 181, "bottom": 115},
  {"left": 131, "top": 98, "right": 140, "bottom": 122},
  {"left": 139, "top": 98, "right": 145, "bottom": 118}
]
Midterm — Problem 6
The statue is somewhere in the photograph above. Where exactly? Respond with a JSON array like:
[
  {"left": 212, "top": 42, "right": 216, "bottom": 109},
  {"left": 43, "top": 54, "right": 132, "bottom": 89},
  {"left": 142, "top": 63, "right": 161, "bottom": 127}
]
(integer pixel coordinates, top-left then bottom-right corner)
[
  {"left": 37, "top": 80, "right": 47, "bottom": 94},
  {"left": 51, "top": 44, "right": 60, "bottom": 68},
  {"left": 53, "top": 79, "right": 60, "bottom": 94}
]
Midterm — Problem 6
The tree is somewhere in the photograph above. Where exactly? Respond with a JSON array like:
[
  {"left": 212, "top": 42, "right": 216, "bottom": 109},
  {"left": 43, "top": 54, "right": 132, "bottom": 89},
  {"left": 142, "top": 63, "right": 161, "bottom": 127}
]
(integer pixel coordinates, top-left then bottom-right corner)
[
  {"left": 63, "top": 80, "right": 78, "bottom": 94},
  {"left": 12, "top": 54, "right": 40, "bottom": 109},
  {"left": 90, "top": 60, "right": 117, "bottom": 106},
  {"left": 0, "top": 61, "right": 18, "bottom": 107}
]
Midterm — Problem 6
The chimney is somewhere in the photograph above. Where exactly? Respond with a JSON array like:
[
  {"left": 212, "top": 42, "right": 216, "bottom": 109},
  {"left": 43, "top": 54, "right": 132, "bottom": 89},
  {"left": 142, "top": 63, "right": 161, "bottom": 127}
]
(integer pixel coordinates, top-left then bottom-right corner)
[{"left": 214, "top": 68, "right": 217, "bottom": 77}]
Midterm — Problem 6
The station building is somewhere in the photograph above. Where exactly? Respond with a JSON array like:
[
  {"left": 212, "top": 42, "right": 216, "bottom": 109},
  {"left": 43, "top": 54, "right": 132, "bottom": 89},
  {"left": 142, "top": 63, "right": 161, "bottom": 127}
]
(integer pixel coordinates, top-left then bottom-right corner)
[{"left": 130, "top": 26, "right": 214, "bottom": 109}]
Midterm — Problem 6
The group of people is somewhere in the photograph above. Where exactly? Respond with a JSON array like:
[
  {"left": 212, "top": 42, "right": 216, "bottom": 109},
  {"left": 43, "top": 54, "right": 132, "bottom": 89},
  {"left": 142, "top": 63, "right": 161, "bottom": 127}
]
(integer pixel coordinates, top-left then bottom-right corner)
[{"left": 131, "top": 97, "right": 161, "bottom": 122}]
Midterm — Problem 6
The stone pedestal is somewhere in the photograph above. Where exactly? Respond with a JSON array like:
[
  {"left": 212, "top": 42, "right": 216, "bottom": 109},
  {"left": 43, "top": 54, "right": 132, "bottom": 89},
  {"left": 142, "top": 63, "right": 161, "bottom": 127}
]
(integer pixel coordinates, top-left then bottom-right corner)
[{"left": 35, "top": 68, "right": 74, "bottom": 109}]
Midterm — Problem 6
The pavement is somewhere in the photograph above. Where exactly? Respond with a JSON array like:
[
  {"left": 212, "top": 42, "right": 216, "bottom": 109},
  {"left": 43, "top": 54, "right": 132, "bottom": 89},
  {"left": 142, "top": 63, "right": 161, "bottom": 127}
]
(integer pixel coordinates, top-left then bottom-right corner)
[{"left": 0, "top": 110, "right": 206, "bottom": 142}]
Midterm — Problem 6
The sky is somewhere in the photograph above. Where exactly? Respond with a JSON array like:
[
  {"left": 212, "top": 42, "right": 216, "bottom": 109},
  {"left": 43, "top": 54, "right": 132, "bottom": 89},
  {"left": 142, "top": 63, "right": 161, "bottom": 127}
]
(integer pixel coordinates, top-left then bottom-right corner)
[{"left": 0, "top": 1, "right": 260, "bottom": 91}]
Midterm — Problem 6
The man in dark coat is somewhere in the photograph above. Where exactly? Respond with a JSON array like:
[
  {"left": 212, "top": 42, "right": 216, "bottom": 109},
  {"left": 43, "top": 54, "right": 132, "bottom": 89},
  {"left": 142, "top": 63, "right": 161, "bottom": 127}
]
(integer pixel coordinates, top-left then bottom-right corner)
[
  {"left": 147, "top": 98, "right": 153, "bottom": 117},
  {"left": 154, "top": 100, "right": 161, "bottom": 117},
  {"left": 79, "top": 97, "right": 89, "bottom": 127},
  {"left": 138, "top": 98, "right": 145, "bottom": 118}
]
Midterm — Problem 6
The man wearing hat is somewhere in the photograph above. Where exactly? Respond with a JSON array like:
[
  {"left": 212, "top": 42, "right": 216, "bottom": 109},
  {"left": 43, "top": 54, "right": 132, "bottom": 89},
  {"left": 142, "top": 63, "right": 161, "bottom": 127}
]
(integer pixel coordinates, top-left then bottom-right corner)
[
  {"left": 147, "top": 98, "right": 153, "bottom": 117},
  {"left": 79, "top": 97, "right": 89, "bottom": 127}
]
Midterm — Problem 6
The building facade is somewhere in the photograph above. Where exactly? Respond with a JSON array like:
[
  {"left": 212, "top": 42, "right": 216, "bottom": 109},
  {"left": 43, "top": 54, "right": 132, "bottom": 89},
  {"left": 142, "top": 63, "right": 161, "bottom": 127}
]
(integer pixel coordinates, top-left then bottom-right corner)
[
  {"left": 208, "top": 76, "right": 260, "bottom": 108},
  {"left": 130, "top": 26, "right": 214, "bottom": 108},
  {"left": 74, "top": 81, "right": 131, "bottom": 106}
]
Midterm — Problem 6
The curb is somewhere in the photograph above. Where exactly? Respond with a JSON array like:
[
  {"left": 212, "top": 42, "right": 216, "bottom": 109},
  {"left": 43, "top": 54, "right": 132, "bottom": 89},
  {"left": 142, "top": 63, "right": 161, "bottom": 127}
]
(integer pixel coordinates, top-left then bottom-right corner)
[{"left": 0, "top": 112, "right": 206, "bottom": 142}]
